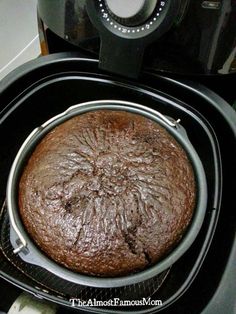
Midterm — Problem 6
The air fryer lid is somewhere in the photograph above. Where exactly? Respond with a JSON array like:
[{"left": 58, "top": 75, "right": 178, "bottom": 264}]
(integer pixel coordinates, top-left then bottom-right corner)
[{"left": 7, "top": 100, "right": 207, "bottom": 288}]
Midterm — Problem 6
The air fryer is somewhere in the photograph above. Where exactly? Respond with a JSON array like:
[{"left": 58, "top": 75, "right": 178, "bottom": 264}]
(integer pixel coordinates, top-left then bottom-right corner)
[
  {"left": 37, "top": 0, "right": 236, "bottom": 77},
  {"left": 0, "top": 1, "right": 236, "bottom": 314}
]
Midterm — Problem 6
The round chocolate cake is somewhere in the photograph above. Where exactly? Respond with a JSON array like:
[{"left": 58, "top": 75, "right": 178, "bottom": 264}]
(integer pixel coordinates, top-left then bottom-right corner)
[{"left": 18, "top": 110, "right": 196, "bottom": 277}]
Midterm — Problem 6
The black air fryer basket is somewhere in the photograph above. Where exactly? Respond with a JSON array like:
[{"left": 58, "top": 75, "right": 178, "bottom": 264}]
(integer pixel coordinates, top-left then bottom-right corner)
[
  {"left": 0, "top": 55, "right": 235, "bottom": 314},
  {"left": 6, "top": 99, "right": 207, "bottom": 288}
]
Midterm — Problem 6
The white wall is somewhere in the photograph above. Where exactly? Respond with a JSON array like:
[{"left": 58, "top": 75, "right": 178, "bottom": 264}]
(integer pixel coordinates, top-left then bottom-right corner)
[{"left": 0, "top": 0, "right": 40, "bottom": 80}]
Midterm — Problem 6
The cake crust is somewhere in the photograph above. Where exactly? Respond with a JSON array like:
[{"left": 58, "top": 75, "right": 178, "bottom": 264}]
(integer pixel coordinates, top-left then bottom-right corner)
[{"left": 19, "top": 110, "right": 196, "bottom": 277}]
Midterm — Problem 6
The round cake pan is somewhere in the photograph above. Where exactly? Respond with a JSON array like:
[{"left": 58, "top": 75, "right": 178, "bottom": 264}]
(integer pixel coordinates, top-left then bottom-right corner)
[{"left": 6, "top": 100, "right": 207, "bottom": 288}]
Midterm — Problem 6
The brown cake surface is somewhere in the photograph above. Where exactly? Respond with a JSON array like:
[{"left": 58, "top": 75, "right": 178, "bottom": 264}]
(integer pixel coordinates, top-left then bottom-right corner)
[{"left": 19, "top": 110, "right": 196, "bottom": 277}]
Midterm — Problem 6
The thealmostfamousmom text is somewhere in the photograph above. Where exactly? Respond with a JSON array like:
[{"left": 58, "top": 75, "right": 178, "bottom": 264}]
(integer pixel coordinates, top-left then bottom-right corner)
[{"left": 69, "top": 297, "right": 163, "bottom": 307}]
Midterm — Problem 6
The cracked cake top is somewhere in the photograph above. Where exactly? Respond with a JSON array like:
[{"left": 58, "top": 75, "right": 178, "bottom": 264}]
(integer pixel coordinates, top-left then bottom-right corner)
[{"left": 18, "top": 110, "right": 196, "bottom": 277}]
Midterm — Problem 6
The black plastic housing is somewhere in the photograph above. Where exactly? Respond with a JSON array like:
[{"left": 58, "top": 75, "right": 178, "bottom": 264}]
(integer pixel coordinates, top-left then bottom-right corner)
[
  {"left": 37, "top": 0, "right": 236, "bottom": 75},
  {"left": 0, "top": 54, "right": 235, "bottom": 313}
]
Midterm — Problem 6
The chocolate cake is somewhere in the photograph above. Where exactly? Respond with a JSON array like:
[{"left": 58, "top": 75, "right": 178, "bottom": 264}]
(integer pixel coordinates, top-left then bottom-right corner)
[{"left": 18, "top": 110, "right": 196, "bottom": 277}]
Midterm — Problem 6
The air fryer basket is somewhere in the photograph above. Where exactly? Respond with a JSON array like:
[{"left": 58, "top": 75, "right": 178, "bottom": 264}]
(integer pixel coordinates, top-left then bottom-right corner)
[
  {"left": 1, "top": 55, "right": 230, "bottom": 313},
  {"left": 7, "top": 100, "right": 207, "bottom": 288}
]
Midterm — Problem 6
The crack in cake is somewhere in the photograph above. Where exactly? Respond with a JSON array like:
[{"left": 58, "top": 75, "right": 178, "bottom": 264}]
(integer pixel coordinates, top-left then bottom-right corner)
[{"left": 18, "top": 110, "right": 196, "bottom": 277}]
